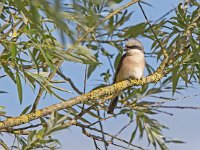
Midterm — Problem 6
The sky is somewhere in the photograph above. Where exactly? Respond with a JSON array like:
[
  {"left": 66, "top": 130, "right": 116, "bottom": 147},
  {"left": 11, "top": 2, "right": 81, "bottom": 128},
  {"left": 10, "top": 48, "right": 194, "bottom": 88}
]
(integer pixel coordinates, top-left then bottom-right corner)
[{"left": 1, "top": 0, "right": 200, "bottom": 150}]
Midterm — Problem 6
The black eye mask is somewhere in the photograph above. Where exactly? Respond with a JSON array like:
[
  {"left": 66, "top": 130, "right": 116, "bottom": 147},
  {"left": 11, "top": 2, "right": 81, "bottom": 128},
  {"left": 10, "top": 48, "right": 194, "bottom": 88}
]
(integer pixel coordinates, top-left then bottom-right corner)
[{"left": 124, "top": 45, "right": 143, "bottom": 51}]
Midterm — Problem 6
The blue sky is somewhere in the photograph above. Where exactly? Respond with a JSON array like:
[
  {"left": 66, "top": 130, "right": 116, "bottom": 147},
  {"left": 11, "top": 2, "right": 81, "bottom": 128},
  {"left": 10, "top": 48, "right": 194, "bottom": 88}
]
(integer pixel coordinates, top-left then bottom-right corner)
[{"left": 1, "top": 0, "right": 200, "bottom": 150}]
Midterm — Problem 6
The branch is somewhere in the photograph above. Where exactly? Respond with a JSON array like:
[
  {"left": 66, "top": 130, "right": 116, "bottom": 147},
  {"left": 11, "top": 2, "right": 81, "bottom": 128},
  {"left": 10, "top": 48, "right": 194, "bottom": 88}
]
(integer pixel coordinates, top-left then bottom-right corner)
[
  {"left": 30, "top": 0, "right": 140, "bottom": 112},
  {"left": 138, "top": 2, "right": 168, "bottom": 58},
  {"left": 56, "top": 70, "right": 83, "bottom": 95},
  {"left": 76, "top": 122, "right": 144, "bottom": 150},
  {"left": 0, "top": 62, "right": 166, "bottom": 130}
]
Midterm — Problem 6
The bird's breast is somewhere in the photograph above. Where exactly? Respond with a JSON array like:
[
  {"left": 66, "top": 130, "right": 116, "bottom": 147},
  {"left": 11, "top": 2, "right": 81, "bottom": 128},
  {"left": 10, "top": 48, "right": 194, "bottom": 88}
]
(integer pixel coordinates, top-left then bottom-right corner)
[{"left": 116, "top": 51, "right": 145, "bottom": 82}]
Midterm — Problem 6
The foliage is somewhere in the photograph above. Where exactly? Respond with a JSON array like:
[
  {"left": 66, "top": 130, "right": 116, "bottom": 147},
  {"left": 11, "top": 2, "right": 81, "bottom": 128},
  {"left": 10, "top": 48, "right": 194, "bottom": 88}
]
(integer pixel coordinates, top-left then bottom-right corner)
[{"left": 0, "top": 0, "right": 199, "bottom": 149}]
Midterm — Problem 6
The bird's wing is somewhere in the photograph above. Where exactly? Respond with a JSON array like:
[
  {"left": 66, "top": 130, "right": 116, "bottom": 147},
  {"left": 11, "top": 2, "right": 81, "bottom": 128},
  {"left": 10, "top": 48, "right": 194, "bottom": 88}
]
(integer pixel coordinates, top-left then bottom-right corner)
[{"left": 113, "top": 54, "right": 126, "bottom": 83}]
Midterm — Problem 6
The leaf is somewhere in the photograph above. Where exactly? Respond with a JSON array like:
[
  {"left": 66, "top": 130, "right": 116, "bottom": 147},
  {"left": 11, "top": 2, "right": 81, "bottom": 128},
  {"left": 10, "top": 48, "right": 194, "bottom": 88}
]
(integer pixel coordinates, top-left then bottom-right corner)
[
  {"left": 166, "top": 139, "right": 185, "bottom": 144},
  {"left": 0, "top": 91, "right": 7, "bottom": 94},
  {"left": 68, "top": 44, "right": 98, "bottom": 64},
  {"left": 20, "top": 105, "right": 31, "bottom": 115},
  {"left": 51, "top": 84, "right": 71, "bottom": 93},
  {"left": 172, "top": 67, "right": 179, "bottom": 95},
  {"left": 191, "top": 38, "right": 200, "bottom": 65},
  {"left": 16, "top": 71, "right": 23, "bottom": 104},
  {"left": 20, "top": 10, "right": 28, "bottom": 24},
  {"left": 28, "top": 49, "right": 39, "bottom": 74},
  {"left": 1, "top": 64, "right": 16, "bottom": 83},
  {"left": 10, "top": 43, "right": 17, "bottom": 60},
  {"left": 87, "top": 64, "right": 97, "bottom": 79},
  {"left": 156, "top": 138, "right": 169, "bottom": 150},
  {"left": 39, "top": 47, "right": 54, "bottom": 70},
  {"left": 129, "top": 127, "right": 137, "bottom": 144},
  {"left": 128, "top": 111, "right": 134, "bottom": 120},
  {"left": 63, "top": 53, "right": 83, "bottom": 63},
  {"left": 124, "top": 22, "right": 147, "bottom": 38},
  {"left": 0, "top": 23, "right": 10, "bottom": 33},
  {"left": 0, "top": 3, "right": 3, "bottom": 16},
  {"left": 146, "top": 88, "right": 162, "bottom": 96},
  {"left": 0, "top": 106, "right": 5, "bottom": 110}
]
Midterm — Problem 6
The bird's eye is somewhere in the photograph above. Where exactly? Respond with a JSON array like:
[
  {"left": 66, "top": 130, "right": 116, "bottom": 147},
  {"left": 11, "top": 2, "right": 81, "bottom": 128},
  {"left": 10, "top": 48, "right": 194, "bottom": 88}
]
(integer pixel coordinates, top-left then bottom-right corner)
[{"left": 125, "top": 45, "right": 142, "bottom": 50}]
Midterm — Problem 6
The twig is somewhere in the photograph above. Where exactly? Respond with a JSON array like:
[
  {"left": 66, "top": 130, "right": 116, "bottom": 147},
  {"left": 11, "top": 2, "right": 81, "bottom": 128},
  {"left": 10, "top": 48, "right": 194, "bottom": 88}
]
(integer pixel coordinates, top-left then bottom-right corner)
[
  {"left": 154, "top": 8, "right": 176, "bottom": 24},
  {"left": 158, "top": 93, "right": 200, "bottom": 102},
  {"left": 97, "top": 110, "right": 108, "bottom": 150},
  {"left": 82, "top": 38, "right": 128, "bottom": 43},
  {"left": 138, "top": 2, "right": 167, "bottom": 57},
  {"left": 107, "top": 55, "right": 115, "bottom": 75},
  {"left": 0, "top": 128, "right": 29, "bottom": 135},
  {"left": 80, "top": 65, "right": 88, "bottom": 113},
  {"left": 76, "top": 122, "right": 144, "bottom": 150},
  {"left": 111, "top": 120, "right": 134, "bottom": 141},
  {"left": 151, "top": 105, "right": 200, "bottom": 110},
  {"left": 93, "top": 139, "right": 100, "bottom": 150},
  {"left": 89, "top": 113, "right": 121, "bottom": 127},
  {"left": 57, "top": 70, "right": 83, "bottom": 95}
]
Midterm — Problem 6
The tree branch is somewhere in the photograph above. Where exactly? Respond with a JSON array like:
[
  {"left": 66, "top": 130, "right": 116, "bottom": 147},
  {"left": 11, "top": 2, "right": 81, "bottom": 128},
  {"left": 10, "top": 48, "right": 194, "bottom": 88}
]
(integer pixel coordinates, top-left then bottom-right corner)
[
  {"left": 0, "top": 62, "right": 166, "bottom": 130},
  {"left": 30, "top": 0, "right": 141, "bottom": 112}
]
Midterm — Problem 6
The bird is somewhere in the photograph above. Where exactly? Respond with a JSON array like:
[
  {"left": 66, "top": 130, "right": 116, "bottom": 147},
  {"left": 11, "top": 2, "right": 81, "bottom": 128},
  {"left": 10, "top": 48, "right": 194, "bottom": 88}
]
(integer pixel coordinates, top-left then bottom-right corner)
[{"left": 107, "top": 38, "right": 145, "bottom": 114}]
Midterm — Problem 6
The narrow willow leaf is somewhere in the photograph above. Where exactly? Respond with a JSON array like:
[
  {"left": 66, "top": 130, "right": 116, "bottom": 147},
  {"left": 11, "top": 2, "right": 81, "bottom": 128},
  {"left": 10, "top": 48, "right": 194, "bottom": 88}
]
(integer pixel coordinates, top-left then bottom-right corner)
[
  {"left": 191, "top": 38, "right": 200, "bottom": 64},
  {"left": 124, "top": 22, "right": 147, "bottom": 38},
  {"left": 69, "top": 44, "right": 98, "bottom": 64},
  {"left": 28, "top": 49, "right": 39, "bottom": 73},
  {"left": 0, "top": 91, "right": 7, "bottom": 94},
  {"left": 87, "top": 64, "right": 97, "bottom": 79},
  {"left": 172, "top": 67, "right": 179, "bottom": 95},
  {"left": 51, "top": 84, "right": 71, "bottom": 93},
  {"left": 129, "top": 127, "right": 137, "bottom": 144},
  {"left": 39, "top": 47, "right": 54, "bottom": 70},
  {"left": 0, "top": 3, "right": 3, "bottom": 16},
  {"left": 0, "top": 22, "right": 10, "bottom": 33},
  {"left": 16, "top": 72, "right": 23, "bottom": 104},
  {"left": 2, "top": 64, "right": 15, "bottom": 83},
  {"left": 20, "top": 105, "right": 31, "bottom": 115},
  {"left": 166, "top": 139, "right": 185, "bottom": 144},
  {"left": 10, "top": 43, "right": 17, "bottom": 60}
]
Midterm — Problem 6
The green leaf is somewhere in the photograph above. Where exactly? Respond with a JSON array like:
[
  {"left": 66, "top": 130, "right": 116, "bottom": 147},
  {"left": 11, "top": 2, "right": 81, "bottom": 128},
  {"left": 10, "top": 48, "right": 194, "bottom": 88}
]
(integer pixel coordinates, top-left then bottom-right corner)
[
  {"left": 2, "top": 64, "right": 16, "bottom": 83},
  {"left": 28, "top": 49, "right": 39, "bottom": 74},
  {"left": 128, "top": 111, "right": 134, "bottom": 120},
  {"left": 69, "top": 44, "right": 98, "bottom": 64},
  {"left": 129, "top": 127, "right": 137, "bottom": 144},
  {"left": 0, "top": 22, "right": 10, "bottom": 33},
  {"left": 166, "top": 139, "right": 185, "bottom": 144},
  {"left": 87, "top": 64, "right": 97, "bottom": 79},
  {"left": 20, "top": 105, "right": 31, "bottom": 115},
  {"left": 10, "top": 43, "right": 17, "bottom": 60},
  {"left": 0, "top": 106, "right": 5, "bottom": 110},
  {"left": 172, "top": 67, "right": 179, "bottom": 95},
  {"left": 0, "top": 3, "right": 3, "bottom": 16},
  {"left": 124, "top": 22, "right": 147, "bottom": 38},
  {"left": 16, "top": 71, "right": 23, "bottom": 104},
  {"left": 191, "top": 38, "right": 200, "bottom": 65},
  {"left": 39, "top": 47, "right": 54, "bottom": 70}
]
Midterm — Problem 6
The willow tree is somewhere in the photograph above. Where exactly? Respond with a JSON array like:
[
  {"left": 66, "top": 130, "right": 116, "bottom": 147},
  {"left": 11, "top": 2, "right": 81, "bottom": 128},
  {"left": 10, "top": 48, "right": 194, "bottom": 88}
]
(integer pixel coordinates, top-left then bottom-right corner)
[{"left": 0, "top": 0, "right": 199, "bottom": 149}]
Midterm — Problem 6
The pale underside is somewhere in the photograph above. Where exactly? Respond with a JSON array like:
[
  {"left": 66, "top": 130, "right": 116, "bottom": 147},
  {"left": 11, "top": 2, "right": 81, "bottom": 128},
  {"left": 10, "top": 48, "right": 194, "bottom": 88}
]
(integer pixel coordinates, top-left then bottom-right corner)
[{"left": 115, "top": 49, "right": 145, "bottom": 83}]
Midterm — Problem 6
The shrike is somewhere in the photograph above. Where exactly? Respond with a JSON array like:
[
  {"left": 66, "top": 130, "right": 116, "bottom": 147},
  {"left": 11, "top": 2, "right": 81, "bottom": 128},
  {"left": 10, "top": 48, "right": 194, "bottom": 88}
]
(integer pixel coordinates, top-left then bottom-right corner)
[{"left": 107, "top": 38, "right": 145, "bottom": 114}]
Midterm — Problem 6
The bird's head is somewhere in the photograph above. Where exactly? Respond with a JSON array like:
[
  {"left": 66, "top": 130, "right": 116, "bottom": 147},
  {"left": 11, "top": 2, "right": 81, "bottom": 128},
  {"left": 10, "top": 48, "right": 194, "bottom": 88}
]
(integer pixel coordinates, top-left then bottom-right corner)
[{"left": 124, "top": 38, "right": 144, "bottom": 54}]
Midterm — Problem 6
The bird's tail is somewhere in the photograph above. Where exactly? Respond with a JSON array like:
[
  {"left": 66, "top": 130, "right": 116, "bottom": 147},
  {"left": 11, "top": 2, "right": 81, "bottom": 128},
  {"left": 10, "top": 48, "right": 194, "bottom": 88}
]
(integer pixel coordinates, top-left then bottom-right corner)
[{"left": 107, "top": 93, "right": 119, "bottom": 114}]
